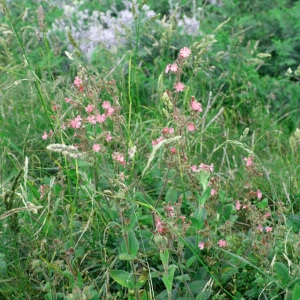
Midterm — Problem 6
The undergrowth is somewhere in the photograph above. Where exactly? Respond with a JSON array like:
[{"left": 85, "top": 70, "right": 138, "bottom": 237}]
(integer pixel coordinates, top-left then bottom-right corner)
[{"left": 0, "top": 0, "right": 300, "bottom": 299}]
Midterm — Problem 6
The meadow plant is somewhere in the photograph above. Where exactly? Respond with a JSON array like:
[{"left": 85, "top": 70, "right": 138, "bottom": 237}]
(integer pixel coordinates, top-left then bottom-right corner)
[{"left": 1, "top": 0, "right": 300, "bottom": 299}]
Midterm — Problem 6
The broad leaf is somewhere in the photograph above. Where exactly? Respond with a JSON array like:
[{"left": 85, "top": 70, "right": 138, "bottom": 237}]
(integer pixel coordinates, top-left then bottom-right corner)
[{"left": 110, "top": 270, "right": 135, "bottom": 288}]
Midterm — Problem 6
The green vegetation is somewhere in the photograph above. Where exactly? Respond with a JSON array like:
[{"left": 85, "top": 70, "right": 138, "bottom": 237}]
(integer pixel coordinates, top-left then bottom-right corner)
[{"left": 0, "top": 0, "right": 299, "bottom": 299}]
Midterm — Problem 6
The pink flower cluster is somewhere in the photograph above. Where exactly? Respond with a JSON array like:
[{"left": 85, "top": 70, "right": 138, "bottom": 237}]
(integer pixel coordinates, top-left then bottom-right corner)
[
  {"left": 42, "top": 129, "right": 53, "bottom": 140},
  {"left": 152, "top": 136, "right": 164, "bottom": 147},
  {"left": 244, "top": 156, "right": 253, "bottom": 167},
  {"left": 70, "top": 115, "right": 82, "bottom": 129},
  {"left": 198, "top": 239, "right": 227, "bottom": 250},
  {"left": 74, "top": 76, "right": 83, "bottom": 92},
  {"left": 161, "top": 127, "right": 174, "bottom": 135},
  {"left": 112, "top": 152, "right": 126, "bottom": 166},
  {"left": 257, "top": 225, "right": 273, "bottom": 233},
  {"left": 165, "top": 63, "right": 179, "bottom": 74},
  {"left": 190, "top": 97, "right": 203, "bottom": 112},
  {"left": 191, "top": 163, "right": 214, "bottom": 173},
  {"left": 165, "top": 47, "right": 191, "bottom": 93},
  {"left": 155, "top": 216, "right": 164, "bottom": 234}
]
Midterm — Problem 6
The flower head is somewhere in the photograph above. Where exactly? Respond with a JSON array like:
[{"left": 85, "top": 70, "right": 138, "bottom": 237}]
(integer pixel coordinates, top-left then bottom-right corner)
[
  {"left": 70, "top": 115, "right": 82, "bottom": 129},
  {"left": 244, "top": 156, "right": 253, "bottom": 167},
  {"left": 257, "top": 189, "right": 262, "bottom": 199},
  {"left": 236, "top": 200, "right": 241, "bottom": 211},
  {"left": 42, "top": 132, "right": 48, "bottom": 140},
  {"left": 218, "top": 239, "right": 227, "bottom": 247},
  {"left": 257, "top": 224, "right": 263, "bottom": 232},
  {"left": 96, "top": 113, "right": 106, "bottom": 123},
  {"left": 265, "top": 226, "right": 273, "bottom": 233},
  {"left": 179, "top": 47, "right": 191, "bottom": 58},
  {"left": 106, "top": 133, "right": 113, "bottom": 142},
  {"left": 187, "top": 122, "right": 196, "bottom": 131},
  {"left": 102, "top": 101, "right": 111, "bottom": 109},
  {"left": 170, "top": 63, "right": 179, "bottom": 72},
  {"left": 174, "top": 82, "right": 185, "bottom": 92},
  {"left": 87, "top": 115, "right": 96, "bottom": 124},
  {"left": 198, "top": 242, "right": 205, "bottom": 250},
  {"left": 170, "top": 147, "right": 176, "bottom": 154},
  {"left": 199, "top": 163, "right": 214, "bottom": 172},
  {"left": 190, "top": 99, "right": 203, "bottom": 112},
  {"left": 92, "top": 144, "right": 101, "bottom": 152},
  {"left": 74, "top": 76, "right": 82, "bottom": 87},
  {"left": 85, "top": 104, "right": 95, "bottom": 113}
]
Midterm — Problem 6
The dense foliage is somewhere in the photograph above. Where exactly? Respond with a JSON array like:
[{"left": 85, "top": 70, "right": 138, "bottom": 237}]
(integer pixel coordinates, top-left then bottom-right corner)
[{"left": 0, "top": 0, "right": 299, "bottom": 299}]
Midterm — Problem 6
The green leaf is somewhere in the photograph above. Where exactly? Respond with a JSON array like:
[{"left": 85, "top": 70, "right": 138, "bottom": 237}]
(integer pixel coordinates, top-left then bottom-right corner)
[
  {"left": 194, "top": 207, "right": 207, "bottom": 223},
  {"left": 186, "top": 256, "right": 196, "bottom": 268},
  {"left": 198, "top": 171, "right": 210, "bottom": 190},
  {"left": 256, "top": 198, "right": 268, "bottom": 209},
  {"left": 121, "top": 230, "right": 139, "bottom": 256},
  {"left": 274, "top": 262, "right": 290, "bottom": 286},
  {"left": 165, "top": 187, "right": 178, "bottom": 204},
  {"left": 160, "top": 249, "right": 169, "bottom": 269},
  {"left": 110, "top": 270, "right": 135, "bottom": 288},
  {"left": 75, "top": 247, "right": 85, "bottom": 258},
  {"left": 197, "top": 188, "right": 211, "bottom": 206},
  {"left": 223, "top": 204, "right": 234, "bottom": 221},
  {"left": 162, "top": 275, "right": 172, "bottom": 292},
  {"left": 292, "top": 284, "right": 300, "bottom": 300},
  {"left": 119, "top": 253, "right": 136, "bottom": 261},
  {"left": 175, "top": 274, "right": 190, "bottom": 281}
]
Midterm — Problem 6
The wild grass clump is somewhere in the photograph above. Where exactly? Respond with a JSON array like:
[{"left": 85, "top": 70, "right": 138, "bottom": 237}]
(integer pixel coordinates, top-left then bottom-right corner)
[{"left": 0, "top": 0, "right": 300, "bottom": 299}]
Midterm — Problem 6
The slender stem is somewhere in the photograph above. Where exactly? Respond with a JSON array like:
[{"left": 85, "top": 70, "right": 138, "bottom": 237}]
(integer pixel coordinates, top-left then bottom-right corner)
[{"left": 120, "top": 210, "right": 141, "bottom": 300}]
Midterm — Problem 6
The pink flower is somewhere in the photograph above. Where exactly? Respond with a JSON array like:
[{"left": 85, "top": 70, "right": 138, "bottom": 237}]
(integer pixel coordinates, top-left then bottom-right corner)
[
  {"left": 113, "top": 152, "right": 126, "bottom": 166},
  {"left": 236, "top": 201, "right": 241, "bottom": 211},
  {"left": 151, "top": 136, "right": 164, "bottom": 146},
  {"left": 155, "top": 216, "right": 163, "bottom": 233},
  {"left": 174, "top": 82, "right": 185, "bottom": 92},
  {"left": 102, "top": 101, "right": 111, "bottom": 109},
  {"left": 70, "top": 115, "right": 82, "bottom": 129},
  {"left": 218, "top": 239, "right": 227, "bottom": 247},
  {"left": 106, "top": 133, "right": 113, "bottom": 142},
  {"left": 96, "top": 113, "right": 106, "bottom": 123},
  {"left": 190, "top": 99, "right": 203, "bottom": 112},
  {"left": 165, "top": 64, "right": 171, "bottom": 74},
  {"left": 170, "top": 63, "right": 179, "bottom": 72},
  {"left": 92, "top": 144, "right": 101, "bottom": 152},
  {"left": 199, "top": 163, "right": 214, "bottom": 172},
  {"left": 244, "top": 156, "right": 253, "bottom": 167},
  {"left": 161, "top": 127, "right": 174, "bottom": 135},
  {"left": 211, "top": 189, "right": 217, "bottom": 196},
  {"left": 65, "top": 97, "right": 72, "bottom": 103},
  {"left": 265, "top": 226, "right": 273, "bottom": 233},
  {"left": 179, "top": 47, "right": 191, "bottom": 58},
  {"left": 42, "top": 132, "right": 48, "bottom": 140},
  {"left": 257, "top": 224, "right": 263, "bottom": 232},
  {"left": 74, "top": 76, "right": 82, "bottom": 87},
  {"left": 87, "top": 115, "right": 96, "bottom": 124},
  {"left": 170, "top": 147, "right": 176, "bottom": 154},
  {"left": 257, "top": 190, "right": 262, "bottom": 199},
  {"left": 265, "top": 212, "right": 271, "bottom": 218},
  {"left": 187, "top": 122, "right": 196, "bottom": 131},
  {"left": 191, "top": 165, "right": 199, "bottom": 173},
  {"left": 106, "top": 106, "right": 115, "bottom": 116},
  {"left": 198, "top": 242, "right": 205, "bottom": 250},
  {"left": 85, "top": 104, "right": 95, "bottom": 113}
]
